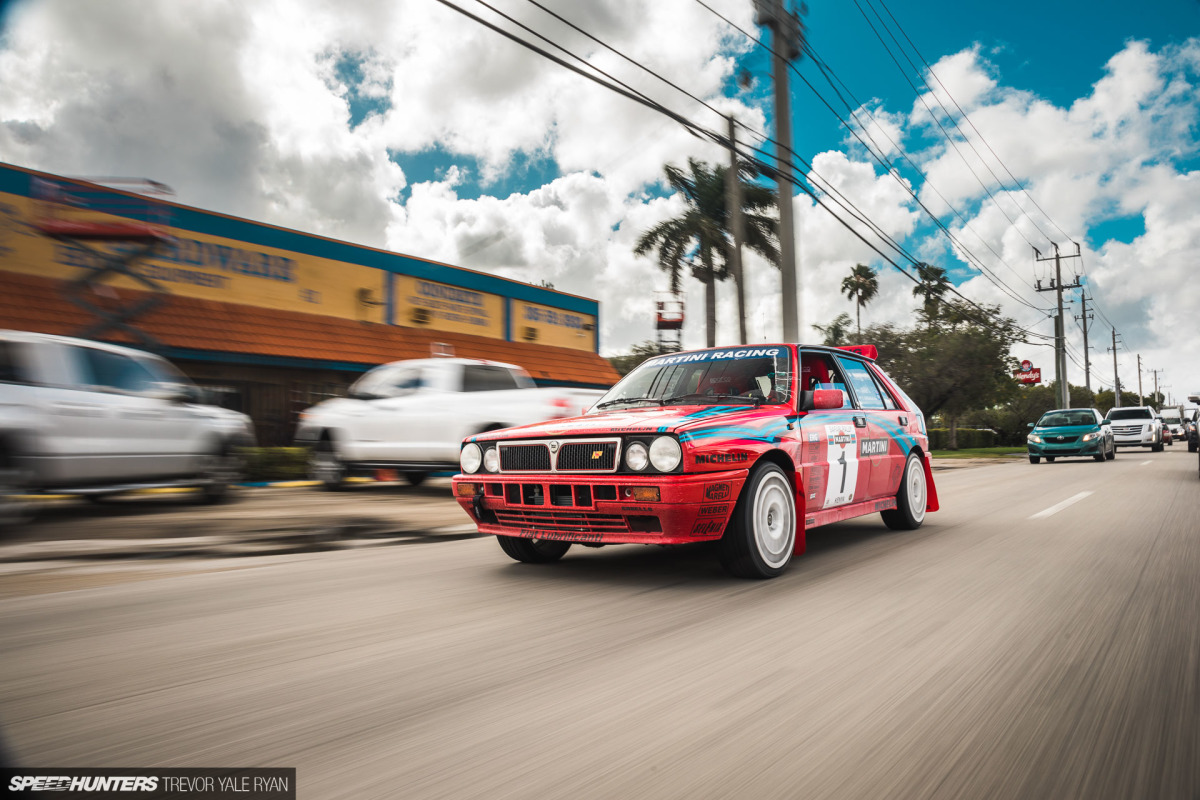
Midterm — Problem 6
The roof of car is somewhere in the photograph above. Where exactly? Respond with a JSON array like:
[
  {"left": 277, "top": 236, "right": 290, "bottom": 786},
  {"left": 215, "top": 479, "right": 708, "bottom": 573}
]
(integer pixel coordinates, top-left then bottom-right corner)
[
  {"left": 0, "top": 329, "right": 159, "bottom": 360},
  {"left": 657, "top": 343, "right": 875, "bottom": 361}
]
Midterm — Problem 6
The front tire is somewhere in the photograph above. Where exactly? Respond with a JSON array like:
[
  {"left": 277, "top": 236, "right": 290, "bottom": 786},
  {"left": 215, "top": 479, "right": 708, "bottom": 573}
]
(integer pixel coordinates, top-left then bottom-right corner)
[
  {"left": 1106, "top": 442, "right": 1116, "bottom": 460},
  {"left": 1046, "top": 456, "right": 1056, "bottom": 463},
  {"left": 881, "top": 451, "right": 927, "bottom": 531},
  {"left": 497, "top": 535, "right": 571, "bottom": 564},
  {"left": 718, "top": 462, "right": 796, "bottom": 579},
  {"left": 1029, "top": 455, "right": 1040, "bottom": 464},
  {"left": 196, "top": 446, "right": 243, "bottom": 505},
  {"left": 404, "top": 471, "right": 427, "bottom": 487},
  {"left": 310, "top": 439, "right": 345, "bottom": 491}
]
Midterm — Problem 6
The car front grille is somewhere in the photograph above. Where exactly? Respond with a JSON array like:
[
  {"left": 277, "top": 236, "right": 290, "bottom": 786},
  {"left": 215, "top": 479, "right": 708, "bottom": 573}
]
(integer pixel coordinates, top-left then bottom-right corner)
[
  {"left": 497, "top": 438, "right": 621, "bottom": 473},
  {"left": 1045, "top": 435, "right": 1079, "bottom": 444},
  {"left": 494, "top": 509, "right": 630, "bottom": 533},
  {"left": 1112, "top": 424, "right": 1144, "bottom": 436},
  {"left": 499, "top": 444, "right": 551, "bottom": 472},
  {"left": 557, "top": 441, "right": 618, "bottom": 471}
]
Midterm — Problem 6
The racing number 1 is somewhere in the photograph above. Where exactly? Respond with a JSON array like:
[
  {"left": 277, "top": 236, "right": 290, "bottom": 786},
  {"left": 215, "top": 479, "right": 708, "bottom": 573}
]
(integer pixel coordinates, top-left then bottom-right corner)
[{"left": 837, "top": 449, "right": 848, "bottom": 493}]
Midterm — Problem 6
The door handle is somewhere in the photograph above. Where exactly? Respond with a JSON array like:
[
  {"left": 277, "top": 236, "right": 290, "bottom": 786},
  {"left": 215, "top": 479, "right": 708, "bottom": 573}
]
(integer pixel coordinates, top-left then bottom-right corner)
[{"left": 853, "top": 415, "right": 867, "bottom": 428}]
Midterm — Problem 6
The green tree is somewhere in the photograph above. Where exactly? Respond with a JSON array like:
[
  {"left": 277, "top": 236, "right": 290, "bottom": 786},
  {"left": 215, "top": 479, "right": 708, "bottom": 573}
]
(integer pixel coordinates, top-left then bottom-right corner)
[
  {"left": 840, "top": 263, "right": 878, "bottom": 341},
  {"left": 912, "top": 262, "right": 950, "bottom": 328},
  {"left": 867, "top": 301, "right": 1022, "bottom": 449},
  {"left": 634, "top": 157, "right": 780, "bottom": 347},
  {"left": 607, "top": 340, "right": 671, "bottom": 377},
  {"left": 813, "top": 313, "right": 854, "bottom": 346}
]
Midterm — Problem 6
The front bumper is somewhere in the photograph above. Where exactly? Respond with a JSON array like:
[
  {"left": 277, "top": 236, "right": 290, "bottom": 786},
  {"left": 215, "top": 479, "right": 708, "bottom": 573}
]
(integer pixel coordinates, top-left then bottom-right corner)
[
  {"left": 451, "top": 470, "right": 749, "bottom": 545},
  {"left": 1028, "top": 439, "right": 1103, "bottom": 457}
]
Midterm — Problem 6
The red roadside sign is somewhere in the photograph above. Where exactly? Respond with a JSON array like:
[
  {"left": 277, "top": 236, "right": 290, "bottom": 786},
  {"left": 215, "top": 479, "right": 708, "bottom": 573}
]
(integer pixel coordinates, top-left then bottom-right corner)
[{"left": 1014, "top": 367, "right": 1042, "bottom": 384}]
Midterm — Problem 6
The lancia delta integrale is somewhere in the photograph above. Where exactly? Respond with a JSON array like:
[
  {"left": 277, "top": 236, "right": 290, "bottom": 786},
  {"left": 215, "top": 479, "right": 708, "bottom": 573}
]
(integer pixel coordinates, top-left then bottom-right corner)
[{"left": 451, "top": 344, "right": 938, "bottom": 579}]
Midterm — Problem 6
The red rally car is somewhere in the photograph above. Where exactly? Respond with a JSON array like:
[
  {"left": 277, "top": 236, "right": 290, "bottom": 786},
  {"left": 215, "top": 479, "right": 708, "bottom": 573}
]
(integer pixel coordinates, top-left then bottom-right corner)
[{"left": 452, "top": 343, "right": 939, "bottom": 579}]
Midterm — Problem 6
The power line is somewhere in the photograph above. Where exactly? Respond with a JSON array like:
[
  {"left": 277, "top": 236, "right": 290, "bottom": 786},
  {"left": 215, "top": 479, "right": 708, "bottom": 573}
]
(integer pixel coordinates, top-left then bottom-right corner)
[
  {"left": 693, "top": 0, "right": 1048, "bottom": 313},
  {"left": 873, "top": 0, "right": 1076, "bottom": 246},
  {"left": 440, "top": 0, "right": 1055, "bottom": 345},
  {"left": 850, "top": 0, "right": 1039, "bottom": 252}
]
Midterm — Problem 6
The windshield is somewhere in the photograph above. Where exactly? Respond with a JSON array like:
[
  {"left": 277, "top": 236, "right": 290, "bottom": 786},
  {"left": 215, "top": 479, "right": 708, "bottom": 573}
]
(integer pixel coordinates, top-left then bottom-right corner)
[
  {"left": 349, "top": 363, "right": 421, "bottom": 398},
  {"left": 592, "top": 346, "right": 793, "bottom": 410},
  {"left": 1106, "top": 408, "right": 1153, "bottom": 421},
  {"left": 1160, "top": 410, "right": 1182, "bottom": 422},
  {"left": 1037, "top": 410, "right": 1097, "bottom": 427}
]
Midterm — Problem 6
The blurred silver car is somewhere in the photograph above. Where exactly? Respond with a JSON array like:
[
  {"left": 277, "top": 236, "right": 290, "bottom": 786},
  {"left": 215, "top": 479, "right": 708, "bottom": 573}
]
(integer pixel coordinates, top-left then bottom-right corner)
[{"left": 0, "top": 331, "right": 254, "bottom": 520}]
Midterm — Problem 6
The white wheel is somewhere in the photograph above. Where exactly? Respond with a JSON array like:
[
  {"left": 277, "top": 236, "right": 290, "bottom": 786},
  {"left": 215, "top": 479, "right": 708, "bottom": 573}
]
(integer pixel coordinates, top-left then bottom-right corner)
[
  {"left": 718, "top": 463, "right": 796, "bottom": 579},
  {"left": 882, "top": 452, "right": 926, "bottom": 530},
  {"left": 752, "top": 472, "right": 795, "bottom": 569}
]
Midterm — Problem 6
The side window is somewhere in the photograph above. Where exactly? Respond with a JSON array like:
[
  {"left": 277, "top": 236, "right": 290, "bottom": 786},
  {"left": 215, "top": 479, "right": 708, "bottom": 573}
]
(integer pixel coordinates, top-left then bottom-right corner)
[
  {"left": 463, "top": 366, "right": 519, "bottom": 392},
  {"left": 869, "top": 369, "right": 899, "bottom": 410},
  {"left": 836, "top": 357, "right": 886, "bottom": 410},
  {"left": 0, "top": 341, "right": 29, "bottom": 385},
  {"left": 799, "top": 352, "right": 850, "bottom": 407},
  {"left": 389, "top": 368, "right": 422, "bottom": 394},
  {"left": 77, "top": 348, "right": 160, "bottom": 393}
]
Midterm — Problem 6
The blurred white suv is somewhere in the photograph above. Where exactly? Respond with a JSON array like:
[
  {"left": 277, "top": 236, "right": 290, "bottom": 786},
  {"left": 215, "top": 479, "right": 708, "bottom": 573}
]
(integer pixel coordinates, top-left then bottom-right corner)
[
  {"left": 0, "top": 331, "right": 255, "bottom": 517},
  {"left": 1104, "top": 406, "right": 1163, "bottom": 452}
]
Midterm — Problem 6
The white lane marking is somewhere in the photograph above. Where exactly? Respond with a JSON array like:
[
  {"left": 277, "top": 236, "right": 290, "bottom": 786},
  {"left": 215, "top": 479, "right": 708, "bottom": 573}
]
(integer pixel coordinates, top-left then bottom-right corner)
[
  {"left": 1029, "top": 491, "right": 1094, "bottom": 520},
  {"left": 1140, "top": 460, "right": 1152, "bottom": 466}
]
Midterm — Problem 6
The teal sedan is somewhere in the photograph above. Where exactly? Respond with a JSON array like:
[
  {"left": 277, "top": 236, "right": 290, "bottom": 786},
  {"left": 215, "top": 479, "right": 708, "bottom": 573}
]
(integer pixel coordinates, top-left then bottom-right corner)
[{"left": 1027, "top": 408, "right": 1115, "bottom": 464}]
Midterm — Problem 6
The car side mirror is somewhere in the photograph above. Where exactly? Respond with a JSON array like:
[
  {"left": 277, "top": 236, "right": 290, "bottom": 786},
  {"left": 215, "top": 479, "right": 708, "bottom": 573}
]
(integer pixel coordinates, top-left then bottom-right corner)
[
  {"left": 1027, "top": 422, "right": 1035, "bottom": 428},
  {"left": 1100, "top": 419, "right": 1110, "bottom": 426}
]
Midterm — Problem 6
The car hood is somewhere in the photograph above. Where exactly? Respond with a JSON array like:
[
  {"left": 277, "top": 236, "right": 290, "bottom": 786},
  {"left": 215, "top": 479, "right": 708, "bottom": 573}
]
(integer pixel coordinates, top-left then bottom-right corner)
[{"left": 469, "top": 403, "right": 788, "bottom": 441}]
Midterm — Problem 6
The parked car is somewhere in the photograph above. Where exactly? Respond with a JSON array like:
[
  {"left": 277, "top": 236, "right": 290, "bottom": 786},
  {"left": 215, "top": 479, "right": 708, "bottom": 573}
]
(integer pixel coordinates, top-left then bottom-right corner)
[
  {"left": 1104, "top": 406, "right": 1164, "bottom": 451},
  {"left": 452, "top": 343, "right": 939, "bottom": 579},
  {"left": 1026, "top": 408, "right": 1115, "bottom": 463},
  {"left": 0, "top": 330, "right": 255, "bottom": 520},
  {"left": 295, "top": 358, "right": 604, "bottom": 489}
]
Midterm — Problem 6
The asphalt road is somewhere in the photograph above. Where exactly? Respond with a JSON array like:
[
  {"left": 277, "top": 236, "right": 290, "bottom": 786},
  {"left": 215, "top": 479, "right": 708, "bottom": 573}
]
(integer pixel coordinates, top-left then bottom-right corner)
[{"left": 1, "top": 447, "right": 1197, "bottom": 799}]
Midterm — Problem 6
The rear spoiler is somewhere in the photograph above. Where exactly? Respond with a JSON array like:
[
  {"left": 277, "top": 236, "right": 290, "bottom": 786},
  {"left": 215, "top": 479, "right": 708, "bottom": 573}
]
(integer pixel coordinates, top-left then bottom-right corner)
[{"left": 836, "top": 344, "right": 878, "bottom": 360}]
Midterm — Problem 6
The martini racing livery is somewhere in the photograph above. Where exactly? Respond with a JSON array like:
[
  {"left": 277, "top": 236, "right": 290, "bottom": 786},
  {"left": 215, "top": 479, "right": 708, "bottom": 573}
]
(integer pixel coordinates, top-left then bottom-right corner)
[{"left": 452, "top": 343, "right": 939, "bottom": 578}]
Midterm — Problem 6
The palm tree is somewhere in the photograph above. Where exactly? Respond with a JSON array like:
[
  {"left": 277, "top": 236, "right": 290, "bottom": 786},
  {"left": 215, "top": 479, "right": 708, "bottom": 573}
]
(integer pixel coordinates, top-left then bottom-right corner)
[
  {"left": 634, "top": 157, "right": 780, "bottom": 347},
  {"left": 912, "top": 262, "right": 949, "bottom": 327},
  {"left": 813, "top": 312, "right": 853, "bottom": 346},
  {"left": 840, "top": 263, "right": 878, "bottom": 341}
]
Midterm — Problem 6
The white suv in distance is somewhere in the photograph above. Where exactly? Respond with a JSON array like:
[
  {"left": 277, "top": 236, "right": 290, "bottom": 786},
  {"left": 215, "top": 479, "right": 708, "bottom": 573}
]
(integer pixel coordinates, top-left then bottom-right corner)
[
  {"left": 1104, "top": 406, "right": 1163, "bottom": 452},
  {"left": 0, "top": 331, "right": 255, "bottom": 517}
]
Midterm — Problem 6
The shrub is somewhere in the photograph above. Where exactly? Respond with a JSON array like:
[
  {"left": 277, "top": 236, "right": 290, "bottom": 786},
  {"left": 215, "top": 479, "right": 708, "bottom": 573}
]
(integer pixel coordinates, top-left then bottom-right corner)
[
  {"left": 239, "top": 447, "right": 310, "bottom": 482},
  {"left": 927, "top": 428, "right": 997, "bottom": 450}
]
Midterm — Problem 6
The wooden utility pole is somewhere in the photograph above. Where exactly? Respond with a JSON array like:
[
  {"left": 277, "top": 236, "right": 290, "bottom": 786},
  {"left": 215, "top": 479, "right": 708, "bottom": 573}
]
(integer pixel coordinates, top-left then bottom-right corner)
[{"left": 1035, "top": 243, "right": 1082, "bottom": 408}]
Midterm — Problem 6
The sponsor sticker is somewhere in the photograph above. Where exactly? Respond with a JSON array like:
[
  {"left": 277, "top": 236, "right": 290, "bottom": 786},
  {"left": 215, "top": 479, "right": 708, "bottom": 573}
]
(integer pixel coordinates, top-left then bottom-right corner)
[
  {"left": 644, "top": 347, "right": 782, "bottom": 367},
  {"left": 859, "top": 438, "right": 890, "bottom": 457},
  {"left": 690, "top": 518, "right": 726, "bottom": 536},
  {"left": 695, "top": 452, "right": 749, "bottom": 465},
  {"left": 704, "top": 483, "right": 732, "bottom": 501},
  {"left": 823, "top": 424, "right": 858, "bottom": 508},
  {"left": 699, "top": 504, "right": 730, "bottom": 516},
  {"left": 519, "top": 529, "right": 603, "bottom": 543}
]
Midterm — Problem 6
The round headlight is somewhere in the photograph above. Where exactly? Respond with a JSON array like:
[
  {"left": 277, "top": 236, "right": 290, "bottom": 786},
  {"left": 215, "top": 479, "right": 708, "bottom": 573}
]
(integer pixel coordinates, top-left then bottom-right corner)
[
  {"left": 649, "top": 436, "right": 682, "bottom": 472},
  {"left": 460, "top": 442, "right": 482, "bottom": 474},
  {"left": 625, "top": 441, "right": 649, "bottom": 471},
  {"left": 482, "top": 446, "right": 499, "bottom": 473}
]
